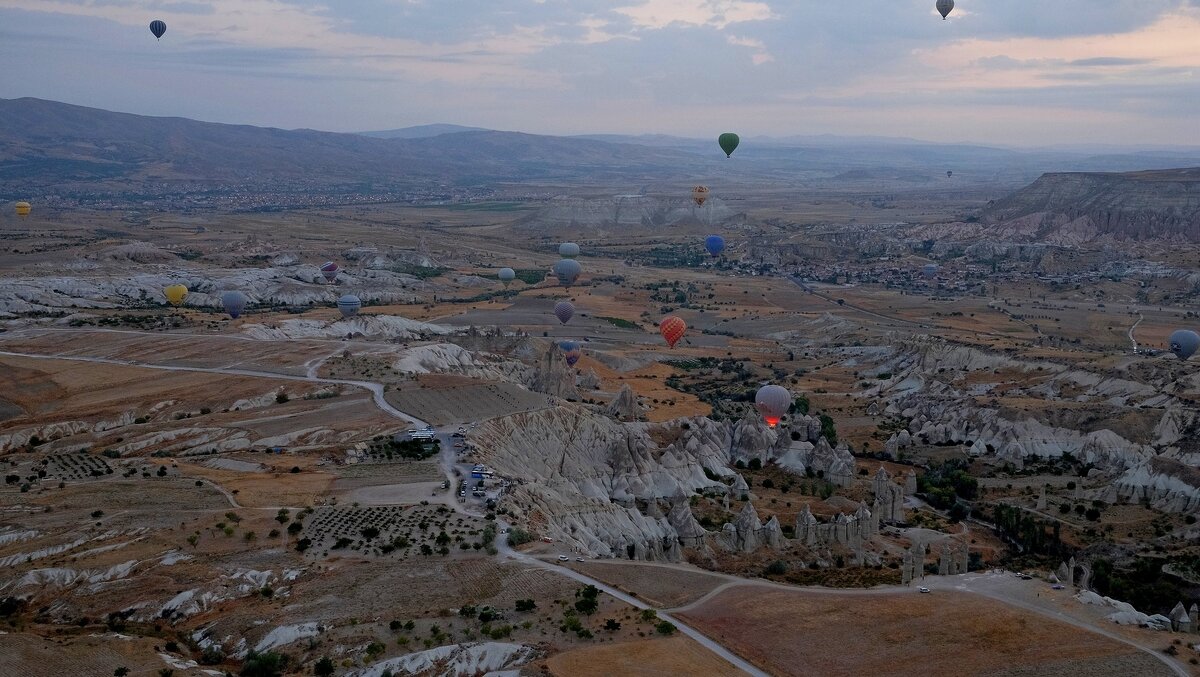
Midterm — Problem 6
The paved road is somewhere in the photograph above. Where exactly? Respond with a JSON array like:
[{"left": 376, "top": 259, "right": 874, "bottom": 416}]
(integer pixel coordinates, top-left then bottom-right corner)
[{"left": 1128, "top": 312, "right": 1144, "bottom": 353}]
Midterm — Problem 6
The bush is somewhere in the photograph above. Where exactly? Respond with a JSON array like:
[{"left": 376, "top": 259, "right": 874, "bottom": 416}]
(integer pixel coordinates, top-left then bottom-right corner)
[
  {"left": 515, "top": 599, "right": 537, "bottom": 612},
  {"left": 240, "top": 651, "right": 288, "bottom": 677},
  {"left": 748, "top": 458, "right": 762, "bottom": 471},
  {"left": 765, "top": 560, "right": 787, "bottom": 576},
  {"left": 506, "top": 528, "right": 534, "bottom": 547},
  {"left": 314, "top": 657, "right": 335, "bottom": 677},
  {"left": 275, "top": 392, "right": 289, "bottom": 404},
  {"left": 655, "top": 620, "right": 677, "bottom": 635}
]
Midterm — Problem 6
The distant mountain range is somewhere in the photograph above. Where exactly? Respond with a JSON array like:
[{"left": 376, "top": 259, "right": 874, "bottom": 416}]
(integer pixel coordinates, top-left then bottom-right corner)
[{"left": 6, "top": 97, "right": 1200, "bottom": 210}]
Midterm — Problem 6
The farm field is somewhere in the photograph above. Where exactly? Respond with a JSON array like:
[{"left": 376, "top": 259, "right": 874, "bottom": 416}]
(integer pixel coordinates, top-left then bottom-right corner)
[{"left": 541, "top": 636, "right": 744, "bottom": 677}]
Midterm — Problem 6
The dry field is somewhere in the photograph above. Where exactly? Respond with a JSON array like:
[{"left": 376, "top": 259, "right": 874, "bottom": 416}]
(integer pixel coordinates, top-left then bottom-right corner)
[
  {"left": 542, "top": 635, "right": 744, "bottom": 677},
  {"left": 385, "top": 376, "right": 550, "bottom": 425},
  {"left": 566, "top": 561, "right": 729, "bottom": 608},
  {"left": 678, "top": 586, "right": 1175, "bottom": 677}
]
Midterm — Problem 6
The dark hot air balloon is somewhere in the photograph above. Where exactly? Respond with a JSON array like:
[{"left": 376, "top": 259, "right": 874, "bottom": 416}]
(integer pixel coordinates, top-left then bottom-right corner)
[
  {"left": 553, "top": 301, "right": 575, "bottom": 325},
  {"left": 150, "top": 19, "right": 166, "bottom": 39},
  {"left": 718, "top": 133, "right": 740, "bottom": 158},
  {"left": 660, "top": 315, "right": 686, "bottom": 348},
  {"left": 922, "top": 263, "right": 939, "bottom": 280},
  {"left": 221, "top": 291, "right": 247, "bottom": 319},
  {"left": 553, "top": 258, "right": 582, "bottom": 287},
  {"left": 337, "top": 294, "right": 361, "bottom": 318},
  {"left": 755, "top": 385, "right": 791, "bottom": 428},
  {"left": 1168, "top": 329, "right": 1200, "bottom": 361},
  {"left": 705, "top": 235, "right": 725, "bottom": 257},
  {"left": 946, "top": 170, "right": 953, "bottom": 178},
  {"left": 936, "top": 0, "right": 954, "bottom": 20}
]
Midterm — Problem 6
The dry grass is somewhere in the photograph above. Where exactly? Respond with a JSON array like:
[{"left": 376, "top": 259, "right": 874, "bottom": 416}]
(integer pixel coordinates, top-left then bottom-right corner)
[
  {"left": 678, "top": 586, "right": 1165, "bottom": 677},
  {"left": 566, "top": 561, "right": 728, "bottom": 608},
  {"left": 542, "top": 636, "right": 744, "bottom": 677}
]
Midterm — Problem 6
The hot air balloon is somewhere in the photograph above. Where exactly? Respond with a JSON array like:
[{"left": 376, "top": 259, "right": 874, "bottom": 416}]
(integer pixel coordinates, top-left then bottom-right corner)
[
  {"left": 1168, "top": 329, "right": 1200, "bottom": 361},
  {"left": 14, "top": 202, "right": 30, "bottom": 217},
  {"left": 149, "top": 19, "right": 166, "bottom": 39},
  {"left": 319, "top": 261, "right": 340, "bottom": 283},
  {"left": 705, "top": 235, "right": 725, "bottom": 258},
  {"left": 718, "top": 133, "right": 740, "bottom": 158},
  {"left": 692, "top": 186, "right": 709, "bottom": 207},
  {"left": 660, "top": 315, "right": 686, "bottom": 348},
  {"left": 755, "top": 385, "right": 791, "bottom": 428},
  {"left": 553, "top": 258, "right": 582, "bottom": 287},
  {"left": 163, "top": 284, "right": 188, "bottom": 307},
  {"left": 936, "top": 0, "right": 954, "bottom": 20},
  {"left": 221, "top": 291, "right": 247, "bottom": 319},
  {"left": 560, "top": 341, "right": 582, "bottom": 367},
  {"left": 337, "top": 294, "right": 361, "bottom": 318},
  {"left": 559, "top": 242, "right": 580, "bottom": 259},
  {"left": 946, "top": 170, "right": 953, "bottom": 178},
  {"left": 498, "top": 267, "right": 516, "bottom": 287},
  {"left": 553, "top": 301, "right": 575, "bottom": 325},
  {"left": 922, "top": 263, "right": 939, "bottom": 280}
]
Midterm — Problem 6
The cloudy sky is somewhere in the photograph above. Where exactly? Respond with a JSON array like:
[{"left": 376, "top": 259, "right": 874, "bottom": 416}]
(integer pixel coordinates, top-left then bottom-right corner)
[{"left": 2, "top": 0, "right": 1200, "bottom": 146}]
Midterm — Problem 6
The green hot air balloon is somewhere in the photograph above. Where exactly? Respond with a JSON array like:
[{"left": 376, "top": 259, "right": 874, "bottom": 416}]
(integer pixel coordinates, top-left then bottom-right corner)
[{"left": 718, "top": 133, "right": 740, "bottom": 158}]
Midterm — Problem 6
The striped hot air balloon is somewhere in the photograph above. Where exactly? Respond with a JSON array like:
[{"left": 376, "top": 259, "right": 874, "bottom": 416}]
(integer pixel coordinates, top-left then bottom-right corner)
[
  {"left": 337, "top": 294, "right": 361, "bottom": 318},
  {"left": 149, "top": 19, "right": 166, "bottom": 39},
  {"left": 14, "top": 202, "right": 31, "bottom": 217},
  {"left": 319, "top": 261, "right": 340, "bottom": 283},
  {"left": 560, "top": 341, "right": 582, "bottom": 367},
  {"left": 660, "top": 315, "right": 686, "bottom": 348}
]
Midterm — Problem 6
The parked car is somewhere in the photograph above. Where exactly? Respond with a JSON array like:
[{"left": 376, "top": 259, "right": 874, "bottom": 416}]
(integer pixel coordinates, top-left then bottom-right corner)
[
  {"left": 557, "top": 555, "right": 570, "bottom": 562},
  {"left": 1051, "top": 584, "right": 1065, "bottom": 590},
  {"left": 575, "top": 557, "right": 584, "bottom": 562},
  {"left": 918, "top": 587, "right": 931, "bottom": 593}
]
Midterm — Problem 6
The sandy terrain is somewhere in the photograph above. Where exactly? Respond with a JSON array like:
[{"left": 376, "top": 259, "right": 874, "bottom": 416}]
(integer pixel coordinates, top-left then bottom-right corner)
[{"left": 542, "top": 636, "right": 745, "bottom": 677}]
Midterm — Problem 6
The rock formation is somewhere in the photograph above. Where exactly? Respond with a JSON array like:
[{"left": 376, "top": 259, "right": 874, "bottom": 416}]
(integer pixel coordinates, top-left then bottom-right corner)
[
  {"left": 793, "top": 503, "right": 877, "bottom": 550},
  {"left": 528, "top": 346, "right": 580, "bottom": 400},
  {"left": 606, "top": 384, "right": 641, "bottom": 422},
  {"left": 871, "top": 467, "right": 906, "bottom": 523}
]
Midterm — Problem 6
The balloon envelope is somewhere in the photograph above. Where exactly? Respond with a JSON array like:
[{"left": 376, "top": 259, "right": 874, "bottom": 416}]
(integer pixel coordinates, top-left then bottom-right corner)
[
  {"left": 163, "top": 284, "right": 188, "bottom": 307},
  {"left": 560, "top": 341, "right": 582, "bottom": 367},
  {"left": 1168, "top": 329, "right": 1200, "bottom": 361},
  {"left": 692, "top": 186, "right": 709, "bottom": 207},
  {"left": 337, "top": 294, "right": 361, "bottom": 318},
  {"left": 946, "top": 170, "right": 953, "bottom": 178},
  {"left": 221, "top": 291, "right": 247, "bottom": 319},
  {"left": 559, "top": 242, "right": 580, "bottom": 259},
  {"left": 660, "top": 315, "right": 687, "bottom": 348},
  {"left": 705, "top": 235, "right": 725, "bottom": 257},
  {"left": 14, "top": 201, "right": 30, "bottom": 217},
  {"left": 936, "top": 0, "right": 954, "bottom": 19},
  {"left": 922, "top": 264, "right": 938, "bottom": 279},
  {"left": 755, "top": 385, "right": 791, "bottom": 428},
  {"left": 553, "top": 258, "right": 582, "bottom": 286},
  {"left": 149, "top": 19, "right": 166, "bottom": 39},
  {"left": 553, "top": 301, "right": 575, "bottom": 325},
  {"left": 718, "top": 133, "right": 740, "bottom": 158},
  {"left": 498, "top": 267, "right": 516, "bottom": 286},
  {"left": 319, "top": 261, "right": 340, "bottom": 282}
]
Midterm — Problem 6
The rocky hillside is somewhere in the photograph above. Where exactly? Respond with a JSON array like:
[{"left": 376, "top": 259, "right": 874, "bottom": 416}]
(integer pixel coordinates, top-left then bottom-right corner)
[{"left": 980, "top": 168, "right": 1200, "bottom": 243}]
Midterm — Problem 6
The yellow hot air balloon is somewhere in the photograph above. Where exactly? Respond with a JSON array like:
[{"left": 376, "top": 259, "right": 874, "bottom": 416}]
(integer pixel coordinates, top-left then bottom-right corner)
[
  {"left": 14, "top": 202, "right": 31, "bottom": 217},
  {"left": 163, "top": 284, "right": 189, "bottom": 307}
]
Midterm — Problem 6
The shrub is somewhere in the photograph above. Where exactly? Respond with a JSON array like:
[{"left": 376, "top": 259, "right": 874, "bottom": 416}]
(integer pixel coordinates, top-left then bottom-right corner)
[
  {"left": 655, "top": 620, "right": 676, "bottom": 635},
  {"left": 314, "top": 657, "right": 335, "bottom": 677}
]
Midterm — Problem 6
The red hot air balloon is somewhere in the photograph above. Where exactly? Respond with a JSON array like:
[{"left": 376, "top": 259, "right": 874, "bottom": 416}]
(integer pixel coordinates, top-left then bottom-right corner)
[
  {"left": 554, "top": 301, "right": 575, "bottom": 325},
  {"left": 755, "top": 385, "right": 791, "bottom": 428},
  {"left": 660, "top": 315, "right": 686, "bottom": 348},
  {"left": 320, "top": 261, "right": 340, "bottom": 283}
]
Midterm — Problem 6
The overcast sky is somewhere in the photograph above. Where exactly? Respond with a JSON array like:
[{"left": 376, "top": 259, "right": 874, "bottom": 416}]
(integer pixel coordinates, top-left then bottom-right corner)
[{"left": 2, "top": 0, "right": 1200, "bottom": 146}]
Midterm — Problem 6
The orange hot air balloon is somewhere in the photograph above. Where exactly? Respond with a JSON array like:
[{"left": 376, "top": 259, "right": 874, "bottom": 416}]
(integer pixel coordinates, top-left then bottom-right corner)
[
  {"left": 660, "top": 315, "right": 686, "bottom": 348},
  {"left": 692, "top": 186, "right": 709, "bottom": 207}
]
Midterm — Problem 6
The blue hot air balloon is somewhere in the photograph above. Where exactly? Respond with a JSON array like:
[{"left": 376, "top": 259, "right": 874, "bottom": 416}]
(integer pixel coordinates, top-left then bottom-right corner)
[
  {"left": 1169, "top": 329, "right": 1200, "bottom": 361},
  {"left": 221, "top": 291, "right": 247, "bottom": 319},
  {"left": 553, "top": 259, "right": 582, "bottom": 287},
  {"left": 149, "top": 20, "right": 166, "bottom": 40},
  {"left": 705, "top": 235, "right": 725, "bottom": 258},
  {"left": 553, "top": 301, "right": 575, "bottom": 325}
]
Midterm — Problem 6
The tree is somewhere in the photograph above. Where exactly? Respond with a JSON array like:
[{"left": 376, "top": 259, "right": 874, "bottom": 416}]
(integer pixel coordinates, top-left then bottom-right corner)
[
  {"left": 515, "top": 599, "right": 537, "bottom": 612},
  {"left": 604, "top": 618, "right": 621, "bottom": 631},
  {"left": 362, "top": 526, "right": 380, "bottom": 540},
  {"left": 655, "top": 620, "right": 677, "bottom": 635},
  {"left": 113, "top": 669, "right": 130, "bottom": 677},
  {"left": 574, "top": 597, "right": 598, "bottom": 615},
  {"left": 314, "top": 657, "right": 335, "bottom": 677}
]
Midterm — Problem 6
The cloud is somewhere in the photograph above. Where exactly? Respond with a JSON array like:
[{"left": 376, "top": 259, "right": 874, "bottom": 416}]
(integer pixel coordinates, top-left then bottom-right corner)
[
  {"left": 726, "top": 34, "right": 772, "bottom": 64},
  {"left": 613, "top": 0, "right": 775, "bottom": 30}
]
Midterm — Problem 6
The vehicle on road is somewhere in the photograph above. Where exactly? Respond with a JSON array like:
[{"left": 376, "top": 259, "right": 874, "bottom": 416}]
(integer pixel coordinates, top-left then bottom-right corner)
[
  {"left": 557, "top": 555, "right": 570, "bottom": 562},
  {"left": 1051, "top": 584, "right": 1065, "bottom": 590},
  {"left": 575, "top": 557, "right": 584, "bottom": 562},
  {"left": 918, "top": 587, "right": 930, "bottom": 593}
]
